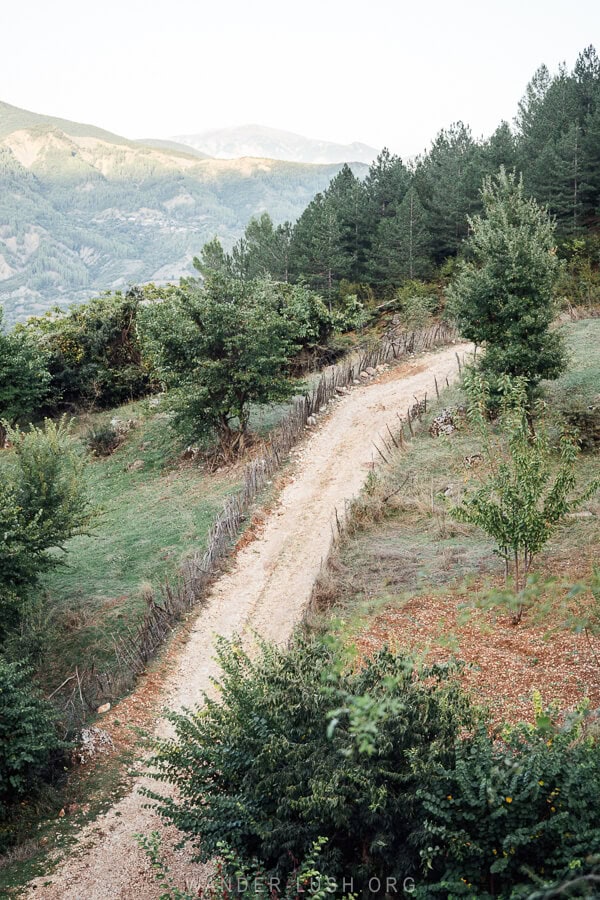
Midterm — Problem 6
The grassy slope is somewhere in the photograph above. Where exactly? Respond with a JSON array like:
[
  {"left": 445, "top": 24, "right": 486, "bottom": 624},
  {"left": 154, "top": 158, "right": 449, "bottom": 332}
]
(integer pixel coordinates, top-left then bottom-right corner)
[
  {"left": 18, "top": 400, "right": 235, "bottom": 688},
  {"left": 313, "top": 319, "right": 600, "bottom": 720},
  {"left": 25, "top": 382, "right": 310, "bottom": 688}
]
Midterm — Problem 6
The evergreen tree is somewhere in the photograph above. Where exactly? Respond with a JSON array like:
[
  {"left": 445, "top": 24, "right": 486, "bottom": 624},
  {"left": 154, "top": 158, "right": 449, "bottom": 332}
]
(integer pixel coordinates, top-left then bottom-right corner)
[
  {"left": 478, "top": 121, "right": 518, "bottom": 174},
  {"left": 573, "top": 44, "right": 600, "bottom": 120},
  {"left": 230, "top": 236, "right": 251, "bottom": 281},
  {"left": 368, "top": 187, "right": 432, "bottom": 287},
  {"left": 324, "top": 164, "right": 369, "bottom": 281},
  {"left": 289, "top": 193, "right": 346, "bottom": 303},
  {"left": 449, "top": 169, "right": 565, "bottom": 391},
  {"left": 580, "top": 101, "right": 600, "bottom": 220},
  {"left": 243, "top": 213, "right": 292, "bottom": 282},
  {"left": 193, "top": 237, "right": 232, "bottom": 279},
  {"left": 395, "top": 187, "right": 433, "bottom": 280},
  {"left": 415, "top": 122, "right": 481, "bottom": 262},
  {"left": 516, "top": 63, "right": 585, "bottom": 234},
  {"left": 364, "top": 149, "right": 410, "bottom": 221}
]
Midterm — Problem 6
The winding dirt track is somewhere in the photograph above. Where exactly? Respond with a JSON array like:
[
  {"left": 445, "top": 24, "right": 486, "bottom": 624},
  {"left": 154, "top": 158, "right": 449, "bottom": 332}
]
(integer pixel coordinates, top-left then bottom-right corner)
[{"left": 27, "top": 342, "right": 469, "bottom": 900}]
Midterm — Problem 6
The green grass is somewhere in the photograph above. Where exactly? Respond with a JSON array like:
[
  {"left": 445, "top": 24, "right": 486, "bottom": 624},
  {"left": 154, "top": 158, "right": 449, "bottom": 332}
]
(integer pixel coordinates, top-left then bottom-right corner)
[
  {"left": 45, "top": 406, "right": 234, "bottom": 603},
  {"left": 549, "top": 318, "right": 600, "bottom": 399},
  {"left": 14, "top": 397, "right": 238, "bottom": 688},
  {"left": 315, "top": 319, "right": 600, "bottom": 632}
]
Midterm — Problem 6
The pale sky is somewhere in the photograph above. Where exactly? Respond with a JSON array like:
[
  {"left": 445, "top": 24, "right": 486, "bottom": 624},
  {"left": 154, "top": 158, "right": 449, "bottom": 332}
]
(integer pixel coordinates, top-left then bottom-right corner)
[{"left": 2, "top": 0, "right": 599, "bottom": 157}]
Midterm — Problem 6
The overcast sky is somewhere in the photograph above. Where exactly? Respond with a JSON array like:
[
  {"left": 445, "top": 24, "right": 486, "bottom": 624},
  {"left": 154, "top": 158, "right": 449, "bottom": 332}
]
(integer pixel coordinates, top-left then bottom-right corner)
[{"left": 2, "top": 0, "right": 599, "bottom": 157}]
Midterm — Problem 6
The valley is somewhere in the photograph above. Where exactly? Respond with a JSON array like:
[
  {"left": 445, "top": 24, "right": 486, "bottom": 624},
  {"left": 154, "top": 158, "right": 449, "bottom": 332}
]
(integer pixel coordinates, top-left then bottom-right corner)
[{"left": 0, "top": 100, "right": 367, "bottom": 325}]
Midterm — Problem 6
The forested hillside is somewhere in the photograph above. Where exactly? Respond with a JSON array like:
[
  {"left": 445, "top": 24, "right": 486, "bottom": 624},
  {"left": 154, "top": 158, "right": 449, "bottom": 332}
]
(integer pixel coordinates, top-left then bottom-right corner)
[
  {"left": 3, "top": 48, "right": 600, "bottom": 330},
  {"left": 203, "top": 47, "right": 600, "bottom": 302},
  {"left": 0, "top": 101, "right": 366, "bottom": 325}
]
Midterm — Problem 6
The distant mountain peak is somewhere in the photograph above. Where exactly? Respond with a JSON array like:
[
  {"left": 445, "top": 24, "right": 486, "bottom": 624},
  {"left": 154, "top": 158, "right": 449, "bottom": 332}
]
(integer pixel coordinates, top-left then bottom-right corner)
[{"left": 170, "top": 124, "right": 378, "bottom": 165}]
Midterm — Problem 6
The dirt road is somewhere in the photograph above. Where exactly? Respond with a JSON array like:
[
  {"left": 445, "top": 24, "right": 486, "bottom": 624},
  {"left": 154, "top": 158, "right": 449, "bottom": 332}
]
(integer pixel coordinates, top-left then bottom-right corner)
[{"left": 27, "top": 342, "right": 470, "bottom": 899}]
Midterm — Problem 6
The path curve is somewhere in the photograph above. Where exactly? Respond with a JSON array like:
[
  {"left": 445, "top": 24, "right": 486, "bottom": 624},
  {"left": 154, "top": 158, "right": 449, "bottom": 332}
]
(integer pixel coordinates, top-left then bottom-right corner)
[{"left": 27, "top": 342, "right": 470, "bottom": 899}]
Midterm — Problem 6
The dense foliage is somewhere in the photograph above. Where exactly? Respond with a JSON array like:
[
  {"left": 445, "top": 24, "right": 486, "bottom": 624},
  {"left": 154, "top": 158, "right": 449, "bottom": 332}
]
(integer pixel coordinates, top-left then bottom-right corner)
[
  {"left": 0, "top": 306, "right": 50, "bottom": 443},
  {"left": 146, "top": 636, "right": 600, "bottom": 898},
  {"left": 19, "top": 289, "right": 158, "bottom": 411},
  {"left": 0, "top": 659, "right": 63, "bottom": 824},
  {"left": 146, "top": 636, "right": 477, "bottom": 888},
  {"left": 416, "top": 706, "right": 600, "bottom": 898},
  {"left": 0, "top": 418, "right": 92, "bottom": 638},
  {"left": 448, "top": 169, "right": 565, "bottom": 390},
  {"left": 139, "top": 275, "right": 331, "bottom": 449}
]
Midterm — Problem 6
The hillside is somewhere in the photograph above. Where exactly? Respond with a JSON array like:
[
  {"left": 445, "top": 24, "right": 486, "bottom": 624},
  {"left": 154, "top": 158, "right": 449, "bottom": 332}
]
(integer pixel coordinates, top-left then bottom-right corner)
[
  {"left": 314, "top": 319, "right": 600, "bottom": 724},
  {"left": 21, "top": 342, "right": 464, "bottom": 899},
  {"left": 0, "top": 101, "right": 367, "bottom": 325},
  {"left": 171, "top": 123, "right": 379, "bottom": 164}
]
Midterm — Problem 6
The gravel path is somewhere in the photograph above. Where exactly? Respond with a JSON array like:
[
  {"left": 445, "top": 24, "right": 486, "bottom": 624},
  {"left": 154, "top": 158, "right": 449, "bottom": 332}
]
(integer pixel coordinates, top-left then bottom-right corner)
[{"left": 27, "top": 342, "right": 469, "bottom": 899}]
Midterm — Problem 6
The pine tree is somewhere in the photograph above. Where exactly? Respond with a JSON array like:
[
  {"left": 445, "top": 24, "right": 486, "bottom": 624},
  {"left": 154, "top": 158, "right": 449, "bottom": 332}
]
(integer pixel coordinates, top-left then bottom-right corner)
[
  {"left": 479, "top": 121, "right": 518, "bottom": 173},
  {"left": 415, "top": 122, "right": 481, "bottom": 262},
  {"left": 367, "top": 187, "right": 432, "bottom": 287},
  {"left": 193, "top": 237, "right": 232, "bottom": 279},
  {"left": 396, "top": 187, "right": 432, "bottom": 280},
  {"left": 364, "top": 149, "right": 410, "bottom": 222},
  {"left": 243, "top": 213, "right": 292, "bottom": 282},
  {"left": 289, "top": 194, "right": 346, "bottom": 304},
  {"left": 324, "top": 164, "right": 369, "bottom": 281}
]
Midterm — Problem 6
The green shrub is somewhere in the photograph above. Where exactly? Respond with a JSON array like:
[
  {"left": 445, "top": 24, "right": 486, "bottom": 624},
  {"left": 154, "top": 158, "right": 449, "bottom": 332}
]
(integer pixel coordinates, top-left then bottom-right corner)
[
  {"left": 401, "top": 293, "right": 437, "bottom": 330},
  {"left": 85, "top": 422, "right": 122, "bottom": 457},
  {"left": 143, "top": 634, "right": 600, "bottom": 897},
  {"left": 0, "top": 305, "right": 50, "bottom": 442},
  {"left": 560, "top": 398, "right": 600, "bottom": 450},
  {"left": 415, "top": 705, "right": 600, "bottom": 898},
  {"left": 21, "top": 288, "right": 159, "bottom": 412},
  {"left": 0, "top": 658, "right": 63, "bottom": 822},
  {"left": 145, "top": 636, "right": 476, "bottom": 888},
  {"left": 0, "top": 418, "right": 93, "bottom": 639}
]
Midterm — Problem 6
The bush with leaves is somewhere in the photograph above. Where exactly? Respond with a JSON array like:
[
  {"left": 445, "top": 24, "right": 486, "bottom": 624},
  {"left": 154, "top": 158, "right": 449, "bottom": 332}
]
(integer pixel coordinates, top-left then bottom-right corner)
[
  {"left": 85, "top": 422, "right": 122, "bottom": 457},
  {"left": 451, "top": 372, "right": 599, "bottom": 623},
  {"left": 0, "top": 418, "right": 93, "bottom": 638},
  {"left": 138, "top": 832, "right": 343, "bottom": 900},
  {"left": 145, "top": 636, "right": 477, "bottom": 889},
  {"left": 139, "top": 276, "right": 324, "bottom": 453},
  {"left": 0, "top": 305, "right": 50, "bottom": 444},
  {"left": 0, "top": 658, "right": 64, "bottom": 828},
  {"left": 448, "top": 168, "right": 565, "bottom": 395},
  {"left": 21, "top": 288, "right": 160, "bottom": 412},
  {"left": 414, "top": 702, "right": 600, "bottom": 898}
]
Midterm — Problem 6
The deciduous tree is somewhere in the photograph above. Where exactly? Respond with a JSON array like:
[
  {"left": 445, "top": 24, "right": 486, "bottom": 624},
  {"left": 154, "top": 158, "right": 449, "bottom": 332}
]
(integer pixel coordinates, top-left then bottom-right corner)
[{"left": 449, "top": 168, "right": 565, "bottom": 391}]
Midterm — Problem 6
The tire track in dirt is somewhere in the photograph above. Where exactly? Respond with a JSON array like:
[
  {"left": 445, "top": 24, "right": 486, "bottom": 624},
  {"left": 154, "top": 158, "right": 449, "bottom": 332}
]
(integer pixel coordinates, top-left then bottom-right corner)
[{"left": 27, "top": 342, "right": 470, "bottom": 900}]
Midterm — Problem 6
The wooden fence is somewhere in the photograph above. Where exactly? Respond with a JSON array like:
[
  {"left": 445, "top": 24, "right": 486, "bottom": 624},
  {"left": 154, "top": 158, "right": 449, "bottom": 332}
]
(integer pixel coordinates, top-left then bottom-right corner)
[{"left": 51, "top": 320, "right": 458, "bottom": 722}]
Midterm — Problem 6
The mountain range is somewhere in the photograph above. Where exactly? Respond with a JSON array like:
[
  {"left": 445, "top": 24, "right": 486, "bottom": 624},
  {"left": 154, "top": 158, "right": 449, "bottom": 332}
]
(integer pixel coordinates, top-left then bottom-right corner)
[
  {"left": 170, "top": 124, "right": 378, "bottom": 165},
  {"left": 0, "top": 101, "right": 369, "bottom": 325}
]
